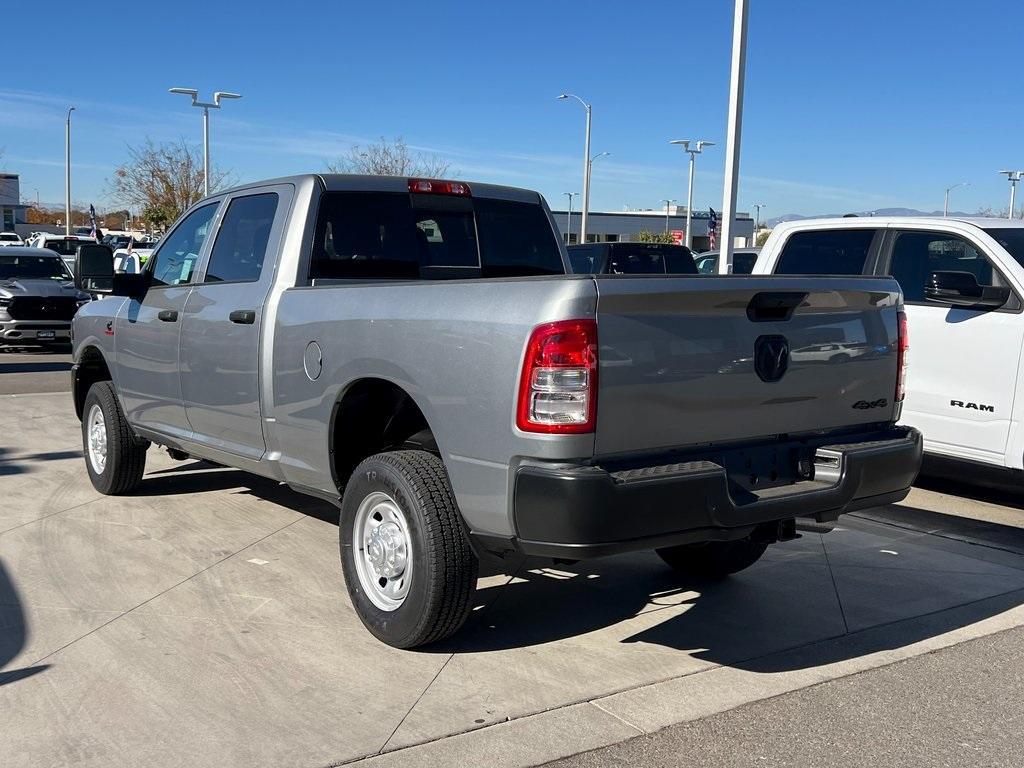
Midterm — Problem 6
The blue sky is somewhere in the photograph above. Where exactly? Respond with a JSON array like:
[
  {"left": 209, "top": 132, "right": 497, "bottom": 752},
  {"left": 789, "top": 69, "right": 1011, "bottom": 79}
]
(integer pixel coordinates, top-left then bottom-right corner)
[{"left": 3, "top": 0, "right": 1022, "bottom": 218}]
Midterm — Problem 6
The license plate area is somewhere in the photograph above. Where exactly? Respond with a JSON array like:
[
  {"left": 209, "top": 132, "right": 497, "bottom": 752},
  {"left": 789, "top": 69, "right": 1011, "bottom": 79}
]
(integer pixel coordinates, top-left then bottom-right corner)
[
  {"left": 719, "top": 444, "right": 811, "bottom": 494},
  {"left": 36, "top": 330, "right": 56, "bottom": 339}
]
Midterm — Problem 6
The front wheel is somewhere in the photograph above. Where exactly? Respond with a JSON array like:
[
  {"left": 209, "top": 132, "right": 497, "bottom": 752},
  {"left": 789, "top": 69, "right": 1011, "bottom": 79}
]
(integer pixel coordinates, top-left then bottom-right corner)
[
  {"left": 656, "top": 537, "right": 768, "bottom": 580},
  {"left": 82, "top": 381, "right": 147, "bottom": 495},
  {"left": 339, "top": 450, "right": 478, "bottom": 649}
]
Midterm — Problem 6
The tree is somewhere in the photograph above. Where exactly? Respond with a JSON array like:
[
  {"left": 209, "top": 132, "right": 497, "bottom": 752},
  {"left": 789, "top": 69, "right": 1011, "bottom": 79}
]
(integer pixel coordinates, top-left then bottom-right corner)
[
  {"left": 108, "top": 138, "right": 233, "bottom": 229},
  {"left": 326, "top": 136, "right": 452, "bottom": 177},
  {"left": 637, "top": 231, "right": 676, "bottom": 244},
  {"left": 103, "top": 209, "right": 131, "bottom": 229},
  {"left": 756, "top": 229, "right": 772, "bottom": 246}
]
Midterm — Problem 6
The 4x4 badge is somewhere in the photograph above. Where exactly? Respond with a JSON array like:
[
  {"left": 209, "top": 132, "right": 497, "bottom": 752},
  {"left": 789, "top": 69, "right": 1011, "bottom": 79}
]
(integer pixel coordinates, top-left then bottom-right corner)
[{"left": 852, "top": 398, "right": 888, "bottom": 409}]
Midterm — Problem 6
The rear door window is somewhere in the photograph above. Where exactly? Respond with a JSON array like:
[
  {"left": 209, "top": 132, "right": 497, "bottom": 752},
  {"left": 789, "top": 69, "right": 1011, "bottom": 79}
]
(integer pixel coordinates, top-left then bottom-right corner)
[
  {"left": 775, "top": 229, "right": 876, "bottom": 274},
  {"left": 204, "top": 193, "right": 279, "bottom": 283},
  {"left": 310, "top": 192, "right": 564, "bottom": 280}
]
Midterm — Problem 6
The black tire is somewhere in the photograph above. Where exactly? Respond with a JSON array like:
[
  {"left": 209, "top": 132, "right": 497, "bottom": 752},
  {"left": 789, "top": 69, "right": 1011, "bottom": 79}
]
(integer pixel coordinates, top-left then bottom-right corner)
[
  {"left": 656, "top": 537, "right": 769, "bottom": 580},
  {"left": 339, "top": 450, "right": 478, "bottom": 649},
  {"left": 81, "top": 381, "right": 147, "bottom": 495}
]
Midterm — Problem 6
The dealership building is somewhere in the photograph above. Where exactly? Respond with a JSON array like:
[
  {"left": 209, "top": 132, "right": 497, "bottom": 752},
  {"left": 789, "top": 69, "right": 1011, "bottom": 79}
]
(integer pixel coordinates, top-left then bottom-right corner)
[{"left": 550, "top": 205, "right": 756, "bottom": 251}]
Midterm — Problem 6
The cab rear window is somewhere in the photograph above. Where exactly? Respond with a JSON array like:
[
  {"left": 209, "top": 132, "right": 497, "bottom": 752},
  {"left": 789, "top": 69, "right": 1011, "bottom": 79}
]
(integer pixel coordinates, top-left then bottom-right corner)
[
  {"left": 310, "top": 192, "right": 565, "bottom": 281},
  {"left": 775, "top": 229, "right": 876, "bottom": 274}
]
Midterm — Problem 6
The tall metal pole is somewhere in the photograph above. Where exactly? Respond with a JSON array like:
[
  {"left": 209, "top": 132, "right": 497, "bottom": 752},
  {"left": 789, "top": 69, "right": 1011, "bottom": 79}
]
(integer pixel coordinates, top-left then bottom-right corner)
[
  {"left": 65, "top": 106, "right": 75, "bottom": 236},
  {"left": 202, "top": 106, "right": 211, "bottom": 197},
  {"left": 170, "top": 88, "right": 241, "bottom": 200},
  {"left": 685, "top": 153, "right": 696, "bottom": 249},
  {"left": 581, "top": 105, "right": 592, "bottom": 243},
  {"left": 563, "top": 192, "right": 577, "bottom": 244},
  {"left": 718, "top": 0, "right": 749, "bottom": 274},
  {"left": 662, "top": 199, "right": 676, "bottom": 233},
  {"left": 1010, "top": 181, "right": 1017, "bottom": 221},
  {"left": 944, "top": 182, "right": 968, "bottom": 217}
]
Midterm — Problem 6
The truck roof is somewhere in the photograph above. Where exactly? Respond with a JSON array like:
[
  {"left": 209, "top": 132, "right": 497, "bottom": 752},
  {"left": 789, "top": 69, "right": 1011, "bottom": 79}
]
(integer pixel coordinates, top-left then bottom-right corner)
[
  {"left": 212, "top": 174, "right": 543, "bottom": 204},
  {"left": 773, "top": 215, "right": 1024, "bottom": 232}
]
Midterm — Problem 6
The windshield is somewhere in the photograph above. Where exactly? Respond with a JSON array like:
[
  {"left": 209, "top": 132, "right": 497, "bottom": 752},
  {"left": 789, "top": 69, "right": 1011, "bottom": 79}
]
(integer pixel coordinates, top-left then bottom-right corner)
[
  {"left": 983, "top": 228, "right": 1024, "bottom": 267},
  {"left": 0, "top": 254, "right": 72, "bottom": 280},
  {"left": 0, "top": 234, "right": 20, "bottom": 242}
]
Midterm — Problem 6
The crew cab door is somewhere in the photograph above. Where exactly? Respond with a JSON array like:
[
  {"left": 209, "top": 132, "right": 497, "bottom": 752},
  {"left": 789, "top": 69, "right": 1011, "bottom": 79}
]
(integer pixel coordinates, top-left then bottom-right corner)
[
  {"left": 882, "top": 228, "right": 1023, "bottom": 464},
  {"left": 115, "top": 201, "right": 220, "bottom": 439},
  {"left": 178, "top": 186, "right": 290, "bottom": 459}
]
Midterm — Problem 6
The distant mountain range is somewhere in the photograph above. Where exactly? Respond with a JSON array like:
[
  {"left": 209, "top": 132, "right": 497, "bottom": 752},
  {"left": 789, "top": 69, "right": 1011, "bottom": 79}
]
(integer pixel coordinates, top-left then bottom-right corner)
[{"left": 764, "top": 208, "right": 977, "bottom": 228}]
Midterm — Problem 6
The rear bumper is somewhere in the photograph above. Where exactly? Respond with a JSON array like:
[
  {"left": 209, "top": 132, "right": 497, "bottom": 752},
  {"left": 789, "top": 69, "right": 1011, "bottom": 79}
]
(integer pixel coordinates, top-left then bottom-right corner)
[
  {"left": 505, "top": 426, "right": 922, "bottom": 559},
  {"left": 0, "top": 320, "right": 71, "bottom": 344}
]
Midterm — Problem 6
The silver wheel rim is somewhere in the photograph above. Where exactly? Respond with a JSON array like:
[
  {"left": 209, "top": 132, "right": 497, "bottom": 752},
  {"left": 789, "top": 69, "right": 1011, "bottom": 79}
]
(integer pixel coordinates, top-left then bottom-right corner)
[
  {"left": 353, "top": 491, "right": 413, "bottom": 612},
  {"left": 86, "top": 404, "right": 107, "bottom": 475}
]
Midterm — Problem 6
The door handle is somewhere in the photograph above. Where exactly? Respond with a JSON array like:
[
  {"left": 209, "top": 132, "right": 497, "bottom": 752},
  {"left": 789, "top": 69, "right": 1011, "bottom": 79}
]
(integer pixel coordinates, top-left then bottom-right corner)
[
  {"left": 229, "top": 309, "right": 256, "bottom": 325},
  {"left": 157, "top": 309, "right": 178, "bottom": 322}
]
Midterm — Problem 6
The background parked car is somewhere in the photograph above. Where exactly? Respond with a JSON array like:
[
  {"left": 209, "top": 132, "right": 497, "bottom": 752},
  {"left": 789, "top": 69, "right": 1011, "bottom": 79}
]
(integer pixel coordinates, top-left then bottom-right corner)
[
  {"left": 0, "top": 246, "right": 90, "bottom": 349},
  {"left": 30, "top": 234, "right": 95, "bottom": 275},
  {"left": 695, "top": 247, "right": 761, "bottom": 274},
  {"left": 567, "top": 242, "right": 698, "bottom": 274},
  {"left": 753, "top": 216, "right": 1024, "bottom": 475},
  {"left": 0, "top": 232, "right": 24, "bottom": 246}
]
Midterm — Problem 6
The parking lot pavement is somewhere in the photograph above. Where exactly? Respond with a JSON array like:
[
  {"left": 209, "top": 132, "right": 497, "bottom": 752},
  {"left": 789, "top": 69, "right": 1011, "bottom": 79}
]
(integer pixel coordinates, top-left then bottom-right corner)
[
  {"left": 2, "top": 393, "right": 1024, "bottom": 768},
  {"left": 0, "top": 347, "right": 73, "bottom": 395}
]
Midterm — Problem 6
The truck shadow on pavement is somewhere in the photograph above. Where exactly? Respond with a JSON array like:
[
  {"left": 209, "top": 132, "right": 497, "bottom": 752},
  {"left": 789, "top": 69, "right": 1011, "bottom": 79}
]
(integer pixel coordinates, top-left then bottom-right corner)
[
  {"left": 430, "top": 509, "right": 1024, "bottom": 671},
  {"left": 0, "top": 560, "right": 50, "bottom": 686},
  {"left": 141, "top": 462, "right": 339, "bottom": 523}
]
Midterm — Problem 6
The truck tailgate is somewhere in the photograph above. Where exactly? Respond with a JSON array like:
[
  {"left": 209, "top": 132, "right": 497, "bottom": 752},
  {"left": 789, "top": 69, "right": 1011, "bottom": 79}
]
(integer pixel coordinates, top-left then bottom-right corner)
[{"left": 593, "top": 275, "right": 902, "bottom": 456}]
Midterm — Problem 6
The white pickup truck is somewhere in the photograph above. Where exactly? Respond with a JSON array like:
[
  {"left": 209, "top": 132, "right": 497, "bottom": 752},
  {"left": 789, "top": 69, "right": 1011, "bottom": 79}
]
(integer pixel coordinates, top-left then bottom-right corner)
[{"left": 754, "top": 216, "right": 1024, "bottom": 473}]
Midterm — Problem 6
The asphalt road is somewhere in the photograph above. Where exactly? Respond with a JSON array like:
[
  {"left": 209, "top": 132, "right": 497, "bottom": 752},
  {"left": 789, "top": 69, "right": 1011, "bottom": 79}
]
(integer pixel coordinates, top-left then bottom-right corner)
[
  {"left": 0, "top": 347, "right": 72, "bottom": 395},
  {"left": 545, "top": 625, "right": 1024, "bottom": 768}
]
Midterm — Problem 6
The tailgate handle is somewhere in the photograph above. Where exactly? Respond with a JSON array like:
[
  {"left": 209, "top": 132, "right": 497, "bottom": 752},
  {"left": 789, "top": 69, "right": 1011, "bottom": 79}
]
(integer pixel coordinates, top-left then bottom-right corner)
[{"left": 746, "top": 292, "right": 807, "bottom": 322}]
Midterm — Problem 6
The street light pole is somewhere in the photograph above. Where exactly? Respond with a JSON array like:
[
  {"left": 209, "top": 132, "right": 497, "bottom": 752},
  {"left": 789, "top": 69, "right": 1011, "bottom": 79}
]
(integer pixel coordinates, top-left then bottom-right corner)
[
  {"left": 718, "top": 0, "right": 750, "bottom": 274},
  {"left": 943, "top": 182, "right": 968, "bottom": 217},
  {"left": 662, "top": 199, "right": 677, "bottom": 234},
  {"left": 558, "top": 94, "right": 593, "bottom": 243},
  {"left": 1001, "top": 171, "right": 1024, "bottom": 219},
  {"left": 169, "top": 88, "right": 242, "bottom": 197},
  {"left": 752, "top": 203, "right": 765, "bottom": 232},
  {"left": 65, "top": 106, "right": 75, "bottom": 236},
  {"left": 563, "top": 192, "right": 578, "bottom": 243},
  {"left": 669, "top": 139, "right": 715, "bottom": 250}
]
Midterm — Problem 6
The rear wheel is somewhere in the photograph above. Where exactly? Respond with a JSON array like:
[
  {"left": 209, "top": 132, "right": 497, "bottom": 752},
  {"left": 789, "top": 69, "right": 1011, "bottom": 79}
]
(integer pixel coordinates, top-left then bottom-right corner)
[
  {"left": 82, "top": 381, "right": 147, "bottom": 495},
  {"left": 656, "top": 537, "right": 768, "bottom": 580},
  {"left": 339, "top": 450, "right": 478, "bottom": 649}
]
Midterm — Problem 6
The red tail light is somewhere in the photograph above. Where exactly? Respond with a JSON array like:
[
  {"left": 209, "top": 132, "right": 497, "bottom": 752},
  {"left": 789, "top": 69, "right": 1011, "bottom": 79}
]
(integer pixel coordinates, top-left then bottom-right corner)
[
  {"left": 408, "top": 178, "right": 471, "bottom": 196},
  {"left": 896, "top": 310, "right": 909, "bottom": 402},
  {"left": 516, "top": 320, "right": 598, "bottom": 434}
]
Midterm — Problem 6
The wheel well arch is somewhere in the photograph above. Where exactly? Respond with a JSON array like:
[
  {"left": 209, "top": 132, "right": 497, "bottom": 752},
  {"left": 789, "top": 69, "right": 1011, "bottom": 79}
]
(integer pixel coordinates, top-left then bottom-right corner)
[
  {"left": 328, "top": 377, "right": 438, "bottom": 493},
  {"left": 73, "top": 345, "right": 113, "bottom": 420}
]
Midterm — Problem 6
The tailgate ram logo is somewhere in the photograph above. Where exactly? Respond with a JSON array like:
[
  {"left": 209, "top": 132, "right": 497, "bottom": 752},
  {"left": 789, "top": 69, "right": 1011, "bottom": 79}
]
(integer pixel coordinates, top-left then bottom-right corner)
[{"left": 754, "top": 335, "right": 790, "bottom": 383}]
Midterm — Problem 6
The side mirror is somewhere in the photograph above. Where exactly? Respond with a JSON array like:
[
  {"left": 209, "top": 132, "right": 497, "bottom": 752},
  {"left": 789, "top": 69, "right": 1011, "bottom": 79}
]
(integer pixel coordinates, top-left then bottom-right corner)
[
  {"left": 75, "top": 243, "right": 114, "bottom": 293},
  {"left": 75, "top": 243, "right": 149, "bottom": 298},
  {"left": 924, "top": 270, "right": 1010, "bottom": 309}
]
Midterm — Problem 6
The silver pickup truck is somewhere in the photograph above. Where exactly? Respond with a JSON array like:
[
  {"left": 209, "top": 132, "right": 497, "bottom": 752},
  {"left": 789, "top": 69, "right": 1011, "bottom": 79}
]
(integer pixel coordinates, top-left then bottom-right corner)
[{"left": 71, "top": 174, "right": 922, "bottom": 648}]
